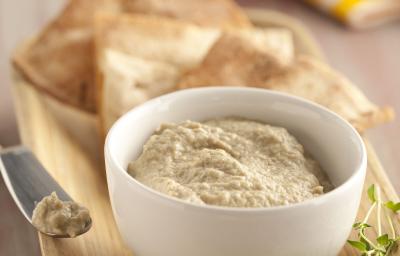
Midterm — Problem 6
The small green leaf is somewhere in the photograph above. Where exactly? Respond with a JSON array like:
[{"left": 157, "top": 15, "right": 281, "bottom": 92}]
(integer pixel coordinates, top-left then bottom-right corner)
[
  {"left": 368, "top": 184, "right": 376, "bottom": 203},
  {"left": 385, "top": 201, "right": 400, "bottom": 213},
  {"left": 347, "top": 240, "right": 367, "bottom": 252},
  {"left": 361, "top": 223, "right": 371, "bottom": 228},
  {"left": 350, "top": 185, "right": 400, "bottom": 255},
  {"left": 353, "top": 222, "right": 371, "bottom": 230},
  {"left": 360, "top": 236, "right": 371, "bottom": 250},
  {"left": 377, "top": 234, "right": 390, "bottom": 246}
]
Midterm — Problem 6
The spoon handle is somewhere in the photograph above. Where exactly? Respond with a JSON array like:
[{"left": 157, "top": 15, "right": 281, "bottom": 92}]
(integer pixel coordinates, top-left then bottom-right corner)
[{"left": 0, "top": 146, "right": 71, "bottom": 222}]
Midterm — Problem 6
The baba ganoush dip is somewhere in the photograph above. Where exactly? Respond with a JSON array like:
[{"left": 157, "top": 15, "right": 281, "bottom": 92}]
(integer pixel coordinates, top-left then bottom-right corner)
[
  {"left": 128, "top": 118, "right": 333, "bottom": 208},
  {"left": 32, "top": 192, "right": 91, "bottom": 237}
]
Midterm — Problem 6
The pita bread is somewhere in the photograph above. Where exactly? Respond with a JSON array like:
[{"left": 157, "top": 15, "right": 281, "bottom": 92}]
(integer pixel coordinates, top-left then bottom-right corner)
[
  {"left": 120, "top": 0, "right": 252, "bottom": 29},
  {"left": 177, "top": 33, "right": 289, "bottom": 88},
  {"left": 99, "top": 49, "right": 181, "bottom": 129},
  {"left": 12, "top": 0, "right": 251, "bottom": 113},
  {"left": 95, "top": 14, "right": 294, "bottom": 132},
  {"left": 228, "top": 29, "right": 294, "bottom": 63},
  {"left": 178, "top": 34, "right": 394, "bottom": 131},
  {"left": 95, "top": 13, "right": 221, "bottom": 70},
  {"left": 12, "top": 0, "right": 121, "bottom": 112},
  {"left": 245, "top": 9, "right": 324, "bottom": 59},
  {"left": 95, "top": 13, "right": 293, "bottom": 68},
  {"left": 95, "top": 14, "right": 219, "bottom": 131}
]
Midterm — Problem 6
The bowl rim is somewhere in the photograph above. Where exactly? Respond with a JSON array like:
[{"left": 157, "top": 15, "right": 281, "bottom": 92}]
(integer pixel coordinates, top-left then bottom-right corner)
[{"left": 105, "top": 87, "right": 367, "bottom": 214}]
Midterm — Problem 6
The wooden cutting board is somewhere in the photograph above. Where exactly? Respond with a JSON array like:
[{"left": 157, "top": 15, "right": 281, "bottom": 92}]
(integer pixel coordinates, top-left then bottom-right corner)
[{"left": 11, "top": 9, "right": 399, "bottom": 256}]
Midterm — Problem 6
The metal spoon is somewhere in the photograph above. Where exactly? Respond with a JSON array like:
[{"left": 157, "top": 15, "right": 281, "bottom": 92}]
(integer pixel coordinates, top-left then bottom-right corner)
[{"left": 0, "top": 146, "right": 92, "bottom": 238}]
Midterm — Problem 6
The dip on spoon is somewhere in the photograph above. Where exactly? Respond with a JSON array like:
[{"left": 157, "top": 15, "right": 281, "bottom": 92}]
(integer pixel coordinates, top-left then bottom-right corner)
[
  {"left": 32, "top": 192, "right": 91, "bottom": 238},
  {"left": 0, "top": 146, "right": 92, "bottom": 238}
]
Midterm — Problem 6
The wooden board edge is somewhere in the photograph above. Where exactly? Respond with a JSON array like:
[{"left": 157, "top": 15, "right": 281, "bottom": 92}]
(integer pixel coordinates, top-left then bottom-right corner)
[{"left": 365, "top": 139, "right": 399, "bottom": 201}]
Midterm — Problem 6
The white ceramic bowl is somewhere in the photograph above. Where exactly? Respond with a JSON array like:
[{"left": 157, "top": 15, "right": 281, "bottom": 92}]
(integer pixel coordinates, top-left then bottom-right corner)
[{"left": 105, "top": 87, "right": 366, "bottom": 256}]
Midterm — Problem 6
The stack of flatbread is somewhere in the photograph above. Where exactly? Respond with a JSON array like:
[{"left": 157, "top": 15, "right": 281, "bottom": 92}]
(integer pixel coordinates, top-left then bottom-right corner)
[
  {"left": 177, "top": 33, "right": 394, "bottom": 132},
  {"left": 13, "top": 0, "right": 250, "bottom": 113},
  {"left": 94, "top": 13, "right": 295, "bottom": 130},
  {"left": 13, "top": 0, "right": 394, "bottom": 140}
]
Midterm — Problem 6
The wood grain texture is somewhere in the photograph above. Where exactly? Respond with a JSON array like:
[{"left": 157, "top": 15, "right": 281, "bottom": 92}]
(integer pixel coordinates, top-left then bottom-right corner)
[
  {"left": 340, "top": 140, "right": 400, "bottom": 255},
  {"left": 13, "top": 74, "right": 400, "bottom": 255},
  {"left": 13, "top": 76, "right": 131, "bottom": 256},
  {"left": 10, "top": 7, "right": 400, "bottom": 256}
]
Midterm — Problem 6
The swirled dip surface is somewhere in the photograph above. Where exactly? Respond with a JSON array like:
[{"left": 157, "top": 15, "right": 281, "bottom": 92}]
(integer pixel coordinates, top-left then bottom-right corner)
[{"left": 128, "top": 118, "right": 333, "bottom": 208}]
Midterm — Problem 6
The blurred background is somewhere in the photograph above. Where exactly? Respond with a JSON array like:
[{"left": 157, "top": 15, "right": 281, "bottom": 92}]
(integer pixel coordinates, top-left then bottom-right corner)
[{"left": 0, "top": 0, "right": 399, "bottom": 255}]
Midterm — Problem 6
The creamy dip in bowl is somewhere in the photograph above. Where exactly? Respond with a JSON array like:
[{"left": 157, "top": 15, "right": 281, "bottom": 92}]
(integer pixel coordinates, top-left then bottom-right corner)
[
  {"left": 105, "top": 87, "right": 366, "bottom": 256},
  {"left": 128, "top": 118, "right": 333, "bottom": 208}
]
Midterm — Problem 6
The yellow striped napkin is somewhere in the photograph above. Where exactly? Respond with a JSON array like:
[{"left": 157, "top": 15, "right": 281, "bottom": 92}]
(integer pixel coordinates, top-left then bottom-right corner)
[{"left": 306, "top": 0, "right": 400, "bottom": 29}]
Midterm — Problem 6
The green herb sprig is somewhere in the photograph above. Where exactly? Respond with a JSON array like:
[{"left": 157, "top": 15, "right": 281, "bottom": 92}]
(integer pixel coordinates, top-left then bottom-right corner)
[{"left": 347, "top": 184, "right": 400, "bottom": 255}]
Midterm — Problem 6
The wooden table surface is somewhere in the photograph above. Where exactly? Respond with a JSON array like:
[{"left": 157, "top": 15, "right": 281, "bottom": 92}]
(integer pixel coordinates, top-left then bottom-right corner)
[{"left": 0, "top": 0, "right": 399, "bottom": 255}]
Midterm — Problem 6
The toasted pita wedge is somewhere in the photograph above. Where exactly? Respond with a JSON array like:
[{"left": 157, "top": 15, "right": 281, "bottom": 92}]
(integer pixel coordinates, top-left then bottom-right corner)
[
  {"left": 95, "top": 14, "right": 294, "bottom": 132},
  {"left": 263, "top": 56, "right": 394, "bottom": 131},
  {"left": 177, "top": 33, "right": 289, "bottom": 88},
  {"left": 13, "top": 0, "right": 251, "bottom": 113},
  {"left": 228, "top": 29, "right": 294, "bottom": 63},
  {"left": 95, "top": 13, "right": 293, "bottom": 68},
  {"left": 95, "top": 13, "right": 221, "bottom": 70},
  {"left": 99, "top": 49, "right": 181, "bottom": 129},
  {"left": 95, "top": 14, "right": 219, "bottom": 131},
  {"left": 121, "top": 0, "right": 251, "bottom": 29},
  {"left": 178, "top": 34, "right": 394, "bottom": 131},
  {"left": 12, "top": 0, "right": 122, "bottom": 112}
]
